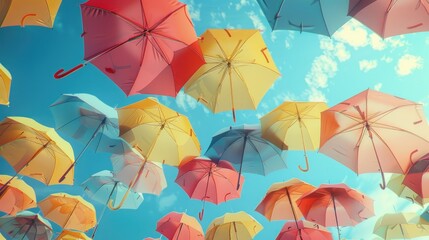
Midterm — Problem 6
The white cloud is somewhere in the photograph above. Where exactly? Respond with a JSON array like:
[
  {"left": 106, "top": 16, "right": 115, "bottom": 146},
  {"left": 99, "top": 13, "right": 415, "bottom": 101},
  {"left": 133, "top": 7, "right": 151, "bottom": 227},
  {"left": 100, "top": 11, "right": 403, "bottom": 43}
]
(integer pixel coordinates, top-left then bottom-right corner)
[
  {"left": 374, "top": 83, "right": 382, "bottom": 91},
  {"left": 176, "top": 91, "right": 198, "bottom": 112},
  {"left": 305, "top": 54, "right": 337, "bottom": 89},
  {"left": 333, "top": 19, "right": 369, "bottom": 49},
  {"left": 359, "top": 60, "right": 378, "bottom": 72},
  {"left": 369, "top": 34, "right": 386, "bottom": 50},
  {"left": 158, "top": 193, "right": 178, "bottom": 212},
  {"left": 381, "top": 56, "right": 393, "bottom": 63},
  {"left": 183, "top": 0, "right": 201, "bottom": 22},
  {"left": 235, "top": 0, "right": 249, "bottom": 10},
  {"left": 306, "top": 88, "right": 327, "bottom": 102},
  {"left": 247, "top": 11, "right": 265, "bottom": 31},
  {"left": 395, "top": 54, "right": 423, "bottom": 76}
]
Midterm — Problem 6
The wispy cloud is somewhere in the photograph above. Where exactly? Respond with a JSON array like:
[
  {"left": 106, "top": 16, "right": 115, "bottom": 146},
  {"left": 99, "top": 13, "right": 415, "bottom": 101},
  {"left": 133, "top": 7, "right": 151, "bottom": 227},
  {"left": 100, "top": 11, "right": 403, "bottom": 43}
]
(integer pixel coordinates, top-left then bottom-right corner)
[
  {"left": 359, "top": 60, "right": 378, "bottom": 72},
  {"left": 158, "top": 193, "right": 178, "bottom": 212},
  {"left": 247, "top": 11, "right": 265, "bottom": 31},
  {"left": 176, "top": 90, "right": 198, "bottom": 112},
  {"left": 395, "top": 54, "right": 423, "bottom": 76}
]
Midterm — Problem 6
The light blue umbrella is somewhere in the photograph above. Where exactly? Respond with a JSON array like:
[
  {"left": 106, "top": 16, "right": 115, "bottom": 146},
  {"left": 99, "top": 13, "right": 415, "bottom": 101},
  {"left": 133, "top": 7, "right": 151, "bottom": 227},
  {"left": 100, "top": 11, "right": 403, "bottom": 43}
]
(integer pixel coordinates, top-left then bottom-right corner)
[
  {"left": 82, "top": 170, "right": 144, "bottom": 238},
  {"left": 0, "top": 211, "right": 53, "bottom": 240},
  {"left": 205, "top": 125, "right": 286, "bottom": 190},
  {"left": 50, "top": 93, "right": 131, "bottom": 182},
  {"left": 256, "top": 0, "right": 352, "bottom": 36}
]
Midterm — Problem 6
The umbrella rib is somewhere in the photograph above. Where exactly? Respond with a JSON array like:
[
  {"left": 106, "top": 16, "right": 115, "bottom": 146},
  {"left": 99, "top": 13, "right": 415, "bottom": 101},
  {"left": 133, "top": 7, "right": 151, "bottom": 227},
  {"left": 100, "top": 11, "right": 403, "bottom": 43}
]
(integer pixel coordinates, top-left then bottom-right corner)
[
  {"left": 246, "top": 139, "right": 267, "bottom": 174},
  {"left": 371, "top": 123, "right": 429, "bottom": 144},
  {"left": 231, "top": 65, "right": 257, "bottom": 108},
  {"left": 212, "top": 66, "right": 230, "bottom": 113},
  {"left": 316, "top": 0, "right": 332, "bottom": 36},
  {"left": 273, "top": 0, "right": 287, "bottom": 30},
  {"left": 369, "top": 128, "right": 407, "bottom": 172}
]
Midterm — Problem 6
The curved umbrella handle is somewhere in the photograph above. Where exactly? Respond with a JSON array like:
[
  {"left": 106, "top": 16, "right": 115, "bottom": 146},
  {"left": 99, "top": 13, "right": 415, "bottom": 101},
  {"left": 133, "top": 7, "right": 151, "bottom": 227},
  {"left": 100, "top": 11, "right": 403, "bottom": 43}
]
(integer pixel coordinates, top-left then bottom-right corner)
[
  {"left": 54, "top": 64, "right": 84, "bottom": 79},
  {"left": 379, "top": 170, "right": 386, "bottom": 190},
  {"left": 405, "top": 196, "right": 415, "bottom": 204},
  {"left": 108, "top": 186, "right": 132, "bottom": 210},
  {"left": 198, "top": 209, "right": 204, "bottom": 221},
  {"left": 298, "top": 155, "right": 310, "bottom": 172}
]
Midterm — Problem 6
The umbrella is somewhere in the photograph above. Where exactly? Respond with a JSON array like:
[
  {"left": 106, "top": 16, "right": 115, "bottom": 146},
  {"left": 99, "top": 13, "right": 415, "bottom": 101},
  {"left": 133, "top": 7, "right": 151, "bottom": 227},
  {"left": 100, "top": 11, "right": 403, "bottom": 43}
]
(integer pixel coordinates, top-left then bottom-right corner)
[
  {"left": 205, "top": 211, "right": 263, "bottom": 240},
  {"left": 276, "top": 220, "right": 333, "bottom": 240},
  {"left": 0, "top": 0, "right": 62, "bottom": 28},
  {"left": 403, "top": 153, "right": 429, "bottom": 200},
  {"left": 0, "top": 211, "right": 53, "bottom": 240},
  {"left": 205, "top": 125, "right": 286, "bottom": 189},
  {"left": 388, "top": 173, "right": 428, "bottom": 206},
  {"left": 0, "top": 116, "right": 75, "bottom": 191},
  {"left": 156, "top": 212, "right": 204, "bottom": 240},
  {"left": 349, "top": 0, "right": 429, "bottom": 38},
  {"left": 256, "top": 0, "right": 352, "bottom": 36},
  {"left": 0, "top": 63, "right": 11, "bottom": 106},
  {"left": 39, "top": 193, "right": 96, "bottom": 232},
  {"left": 175, "top": 158, "right": 244, "bottom": 220},
  {"left": 81, "top": 170, "right": 143, "bottom": 238},
  {"left": 374, "top": 212, "right": 429, "bottom": 239},
  {"left": 0, "top": 175, "right": 36, "bottom": 216},
  {"left": 297, "top": 183, "right": 374, "bottom": 240},
  {"left": 54, "top": 0, "right": 204, "bottom": 97},
  {"left": 260, "top": 101, "right": 328, "bottom": 171},
  {"left": 50, "top": 93, "right": 131, "bottom": 182},
  {"left": 319, "top": 89, "right": 429, "bottom": 189},
  {"left": 184, "top": 28, "right": 280, "bottom": 122},
  {"left": 56, "top": 230, "right": 92, "bottom": 240}
]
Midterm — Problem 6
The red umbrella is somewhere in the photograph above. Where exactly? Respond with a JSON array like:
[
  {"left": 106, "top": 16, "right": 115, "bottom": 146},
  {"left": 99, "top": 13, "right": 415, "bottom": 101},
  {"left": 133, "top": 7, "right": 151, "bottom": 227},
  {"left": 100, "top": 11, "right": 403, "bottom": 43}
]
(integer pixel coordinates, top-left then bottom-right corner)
[
  {"left": 349, "top": 0, "right": 429, "bottom": 38},
  {"left": 403, "top": 153, "right": 429, "bottom": 199},
  {"left": 156, "top": 212, "right": 204, "bottom": 240},
  {"left": 54, "top": 0, "right": 204, "bottom": 97},
  {"left": 297, "top": 183, "right": 374, "bottom": 240},
  {"left": 175, "top": 158, "right": 243, "bottom": 220},
  {"left": 276, "top": 220, "right": 333, "bottom": 240}
]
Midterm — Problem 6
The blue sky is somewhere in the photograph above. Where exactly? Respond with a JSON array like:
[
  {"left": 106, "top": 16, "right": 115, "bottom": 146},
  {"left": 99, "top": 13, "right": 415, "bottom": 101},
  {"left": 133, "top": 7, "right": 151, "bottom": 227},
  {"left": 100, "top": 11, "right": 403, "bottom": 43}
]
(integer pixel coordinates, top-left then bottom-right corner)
[{"left": 1, "top": 0, "right": 429, "bottom": 239}]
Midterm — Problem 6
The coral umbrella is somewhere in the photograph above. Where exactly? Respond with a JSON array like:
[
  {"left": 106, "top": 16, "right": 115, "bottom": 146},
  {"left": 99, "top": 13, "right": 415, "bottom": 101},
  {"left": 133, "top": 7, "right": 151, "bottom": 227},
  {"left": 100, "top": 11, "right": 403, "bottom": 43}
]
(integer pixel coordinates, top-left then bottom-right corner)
[
  {"left": 256, "top": 0, "right": 352, "bottom": 36},
  {"left": 156, "top": 212, "right": 204, "bottom": 240},
  {"left": 349, "top": 0, "right": 429, "bottom": 38},
  {"left": 39, "top": 193, "right": 96, "bottom": 232},
  {"left": 54, "top": 0, "right": 204, "bottom": 97},
  {"left": 56, "top": 230, "right": 92, "bottom": 240},
  {"left": 276, "top": 220, "right": 333, "bottom": 240},
  {"left": 0, "top": 116, "right": 75, "bottom": 191},
  {"left": 261, "top": 101, "right": 328, "bottom": 171},
  {"left": 297, "top": 183, "right": 374, "bottom": 240},
  {"left": 0, "top": 0, "right": 62, "bottom": 28},
  {"left": 0, "top": 175, "right": 36, "bottom": 216},
  {"left": 0, "top": 63, "right": 11, "bottom": 106},
  {"left": 0, "top": 211, "right": 53, "bottom": 240},
  {"left": 319, "top": 89, "right": 429, "bottom": 189},
  {"left": 205, "top": 211, "right": 263, "bottom": 240},
  {"left": 175, "top": 158, "right": 244, "bottom": 220},
  {"left": 184, "top": 29, "right": 280, "bottom": 122},
  {"left": 403, "top": 153, "right": 429, "bottom": 200},
  {"left": 388, "top": 173, "right": 428, "bottom": 207},
  {"left": 205, "top": 125, "right": 286, "bottom": 189},
  {"left": 374, "top": 212, "right": 429, "bottom": 239}
]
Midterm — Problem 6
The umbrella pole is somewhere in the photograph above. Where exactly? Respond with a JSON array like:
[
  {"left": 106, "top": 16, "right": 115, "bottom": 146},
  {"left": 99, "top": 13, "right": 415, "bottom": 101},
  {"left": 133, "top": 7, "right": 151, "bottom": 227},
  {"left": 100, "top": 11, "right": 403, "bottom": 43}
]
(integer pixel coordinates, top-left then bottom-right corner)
[
  {"left": 20, "top": 217, "right": 36, "bottom": 240},
  {"left": 92, "top": 181, "right": 119, "bottom": 239},
  {"left": 236, "top": 135, "right": 248, "bottom": 190},
  {"left": 286, "top": 187, "right": 303, "bottom": 240},
  {"left": 331, "top": 193, "right": 341, "bottom": 240},
  {"left": 233, "top": 221, "right": 239, "bottom": 240},
  {"left": 369, "top": 135, "right": 386, "bottom": 189},
  {"left": 176, "top": 223, "right": 184, "bottom": 240},
  {"left": 296, "top": 109, "right": 309, "bottom": 172},
  {"left": 199, "top": 165, "right": 212, "bottom": 220}
]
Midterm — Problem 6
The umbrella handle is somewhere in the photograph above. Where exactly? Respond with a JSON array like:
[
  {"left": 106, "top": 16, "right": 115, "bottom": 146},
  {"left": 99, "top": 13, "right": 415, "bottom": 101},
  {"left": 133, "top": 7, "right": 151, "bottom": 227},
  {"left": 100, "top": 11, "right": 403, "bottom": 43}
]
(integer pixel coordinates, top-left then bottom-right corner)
[
  {"left": 108, "top": 186, "right": 132, "bottom": 210},
  {"left": 54, "top": 64, "right": 84, "bottom": 79},
  {"left": 298, "top": 155, "right": 310, "bottom": 172},
  {"left": 379, "top": 170, "right": 386, "bottom": 190},
  {"left": 198, "top": 209, "right": 204, "bottom": 221}
]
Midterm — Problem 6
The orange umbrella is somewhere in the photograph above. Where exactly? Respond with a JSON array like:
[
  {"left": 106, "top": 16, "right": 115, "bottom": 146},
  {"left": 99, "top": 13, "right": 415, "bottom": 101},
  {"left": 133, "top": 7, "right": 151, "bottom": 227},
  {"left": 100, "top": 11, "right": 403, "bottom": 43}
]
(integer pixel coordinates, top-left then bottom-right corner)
[
  {"left": 56, "top": 230, "right": 92, "bottom": 240},
  {"left": 156, "top": 212, "right": 204, "bottom": 240},
  {"left": 0, "top": 175, "right": 36, "bottom": 215},
  {"left": 403, "top": 153, "right": 429, "bottom": 200}
]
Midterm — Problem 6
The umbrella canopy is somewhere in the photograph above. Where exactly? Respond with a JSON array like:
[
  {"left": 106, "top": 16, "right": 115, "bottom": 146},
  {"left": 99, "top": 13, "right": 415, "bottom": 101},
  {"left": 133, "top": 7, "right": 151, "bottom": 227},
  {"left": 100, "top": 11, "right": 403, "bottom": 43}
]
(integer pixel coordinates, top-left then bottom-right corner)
[
  {"left": 0, "top": 63, "right": 11, "bottom": 106},
  {"left": 0, "top": 175, "right": 36, "bottom": 216},
  {"left": 297, "top": 183, "right": 374, "bottom": 240},
  {"left": 388, "top": 174, "right": 428, "bottom": 207},
  {"left": 0, "top": 116, "right": 75, "bottom": 187},
  {"left": 175, "top": 158, "right": 244, "bottom": 220},
  {"left": 260, "top": 101, "right": 328, "bottom": 171},
  {"left": 0, "top": 211, "right": 53, "bottom": 240},
  {"left": 403, "top": 153, "right": 429, "bottom": 199},
  {"left": 205, "top": 125, "right": 286, "bottom": 189},
  {"left": 319, "top": 89, "right": 429, "bottom": 189},
  {"left": 54, "top": 0, "right": 204, "bottom": 97},
  {"left": 256, "top": 0, "right": 352, "bottom": 36},
  {"left": 205, "top": 211, "right": 263, "bottom": 240},
  {"left": 276, "top": 220, "right": 333, "bottom": 240},
  {"left": 0, "top": 0, "right": 62, "bottom": 28},
  {"left": 349, "top": 0, "right": 429, "bottom": 38},
  {"left": 374, "top": 212, "right": 429, "bottom": 239},
  {"left": 156, "top": 212, "right": 204, "bottom": 240},
  {"left": 39, "top": 193, "right": 96, "bottom": 232},
  {"left": 184, "top": 28, "right": 280, "bottom": 122},
  {"left": 56, "top": 230, "right": 92, "bottom": 240}
]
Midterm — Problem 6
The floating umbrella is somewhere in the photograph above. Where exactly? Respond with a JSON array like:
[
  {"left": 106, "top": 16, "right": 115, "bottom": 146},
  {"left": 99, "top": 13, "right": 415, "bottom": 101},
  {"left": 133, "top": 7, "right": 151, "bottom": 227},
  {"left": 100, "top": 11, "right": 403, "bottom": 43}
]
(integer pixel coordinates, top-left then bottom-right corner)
[
  {"left": 276, "top": 220, "right": 333, "bottom": 240},
  {"left": 0, "top": 116, "right": 75, "bottom": 190},
  {"left": 50, "top": 93, "right": 130, "bottom": 182},
  {"left": 184, "top": 28, "right": 280, "bottom": 122},
  {"left": 374, "top": 212, "right": 429, "bottom": 239},
  {"left": 205, "top": 125, "right": 286, "bottom": 189},
  {"left": 175, "top": 158, "right": 243, "bottom": 220},
  {"left": 56, "top": 230, "right": 92, "bottom": 240},
  {"left": 256, "top": 0, "right": 352, "bottom": 36},
  {"left": 0, "top": 64, "right": 11, "bottom": 106},
  {"left": 0, "top": 175, "right": 36, "bottom": 216},
  {"left": 39, "top": 193, "right": 96, "bottom": 232},
  {"left": 205, "top": 211, "right": 263, "bottom": 240},
  {"left": 388, "top": 173, "right": 428, "bottom": 206},
  {"left": 403, "top": 153, "right": 429, "bottom": 200},
  {"left": 54, "top": 0, "right": 204, "bottom": 97},
  {"left": 319, "top": 89, "right": 429, "bottom": 189},
  {"left": 260, "top": 101, "right": 328, "bottom": 171},
  {"left": 297, "top": 183, "right": 374, "bottom": 240},
  {"left": 0, "top": 211, "right": 53, "bottom": 240},
  {"left": 156, "top": 212, "right": 204, "bottom": 240},
  {"left": 0, "top": 0, "right": 62, "bottom": 28},
  {"left": 349, "top": 0, "right": 429, "bottom": 38}
]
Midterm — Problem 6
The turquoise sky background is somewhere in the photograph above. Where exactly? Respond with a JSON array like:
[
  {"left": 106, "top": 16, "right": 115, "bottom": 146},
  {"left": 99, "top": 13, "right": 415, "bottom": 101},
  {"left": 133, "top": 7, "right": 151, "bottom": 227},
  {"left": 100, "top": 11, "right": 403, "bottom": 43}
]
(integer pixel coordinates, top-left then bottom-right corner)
[{"left": 1, "top": 0, "right": 429, "bottom": 239}]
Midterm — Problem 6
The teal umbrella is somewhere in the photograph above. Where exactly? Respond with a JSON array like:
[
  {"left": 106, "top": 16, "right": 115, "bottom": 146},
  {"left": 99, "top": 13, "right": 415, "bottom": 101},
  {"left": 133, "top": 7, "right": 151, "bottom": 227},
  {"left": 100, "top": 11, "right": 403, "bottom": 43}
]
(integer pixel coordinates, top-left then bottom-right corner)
[{"left": 0, "top": 211, "right": 53, "bottom": 240}]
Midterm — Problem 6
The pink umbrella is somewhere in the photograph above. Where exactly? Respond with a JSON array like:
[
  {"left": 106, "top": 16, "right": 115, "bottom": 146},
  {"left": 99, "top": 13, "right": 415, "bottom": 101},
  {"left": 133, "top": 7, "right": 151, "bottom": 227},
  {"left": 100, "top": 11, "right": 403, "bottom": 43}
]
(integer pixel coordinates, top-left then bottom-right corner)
[
  {"left": 403, "top": 153, "right": 429, "bottom": 199},
  {"left": 276, "top": 220, "right": 333, "bottom": 240},
  {"left": 156, "top": 212, "right": 204, "bottom": 240}
]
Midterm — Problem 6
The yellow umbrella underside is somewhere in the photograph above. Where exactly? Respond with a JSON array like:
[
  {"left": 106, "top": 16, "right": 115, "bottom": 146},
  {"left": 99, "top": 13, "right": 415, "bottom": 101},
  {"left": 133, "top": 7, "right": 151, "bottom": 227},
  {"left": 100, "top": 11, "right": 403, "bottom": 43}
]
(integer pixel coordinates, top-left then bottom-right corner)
[
  {"left": 206, "top": 211, "right": 263, "bottom": 240},
  {"left": 0, "top": 63, "right": 11, "bottom": 106},
  {"left": 56, "top": 230, "right": 92, "bottom": 240}
]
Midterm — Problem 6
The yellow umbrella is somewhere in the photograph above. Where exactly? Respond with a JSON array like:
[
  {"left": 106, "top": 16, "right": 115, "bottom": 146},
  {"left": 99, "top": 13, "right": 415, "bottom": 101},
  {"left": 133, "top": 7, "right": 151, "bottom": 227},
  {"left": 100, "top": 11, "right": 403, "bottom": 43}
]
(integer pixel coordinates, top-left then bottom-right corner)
[
  {"left": 388, "top": 174, "right": 428, "bottom": 207},
  {"left": 0, "top": 116, "right": 75, "bottom": 188},
  {"left": 0, "top": 175, "right": 36, "bottom": 215},
  {"left": 0, "top": 233, "right": 4, "bottom": 240},
  {"left": 184, "top": 29, "right": 280, "bottom": 122},
  {"left": 56, "top": 230, "right": 92, "bottom": 240},
  {"left": 0, "top": 0, "right": 62, "bottom": 28},
  {"left": 38, "top": 193, "right": 96, "bottom": 232},
  {"left": 0, "top": 64, "right": 11, "bottom": 106},
  {"left": 206, "top": 211, "right": 263, "bottom": 240},
  {"left": 260, "top": 101, "right": 328, "bottom": 172},
  {"left": 374, "top": 212, "right": 429, "bottom": 239}
]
